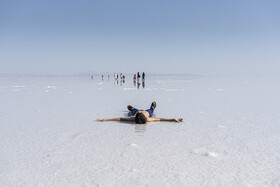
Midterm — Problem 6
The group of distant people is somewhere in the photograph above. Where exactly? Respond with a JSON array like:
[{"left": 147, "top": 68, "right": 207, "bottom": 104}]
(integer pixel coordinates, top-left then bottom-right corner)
[
  {"left": 133, "top": 72, "right": 145, "bottom": 89},
  {"left": 91, "top": 73, "right": 125, "bottom": 81},
  {"left": 91, "top": 73, "right": 126, "bottom": 86},
  {"left": 90, "top": 72, "right": 146, "bottom": 88},
  {"left": 114, "top": 73, "right": 125, "bottom": 80},
  {"left": 113, "top": 73, "right": 125, "bottom": 86},
  {"left": 133, "top": 72, "right": 145, "bottom": 81}
]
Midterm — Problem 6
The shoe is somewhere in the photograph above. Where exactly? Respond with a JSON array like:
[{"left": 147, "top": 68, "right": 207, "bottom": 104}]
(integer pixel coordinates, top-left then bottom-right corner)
[
  {"left": 127, "top": 105, "right": 134, "bottom": 111},
  {"left": 151, "top": 101, "right": 156, "bottom": 110}
]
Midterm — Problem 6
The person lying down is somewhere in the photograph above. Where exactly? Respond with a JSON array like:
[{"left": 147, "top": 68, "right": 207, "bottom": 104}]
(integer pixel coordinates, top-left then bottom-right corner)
[{"left": 97, "top": 102, "right": 183, "bottom": 124}]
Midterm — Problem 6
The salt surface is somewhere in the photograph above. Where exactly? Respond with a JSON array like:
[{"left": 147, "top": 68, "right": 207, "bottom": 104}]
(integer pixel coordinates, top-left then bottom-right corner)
[
  {"left": 1, "top": 75, "right": 280, "bottom": 186},
  {"left": 47, "top": 85, "right": 58, "bottom": 89}
]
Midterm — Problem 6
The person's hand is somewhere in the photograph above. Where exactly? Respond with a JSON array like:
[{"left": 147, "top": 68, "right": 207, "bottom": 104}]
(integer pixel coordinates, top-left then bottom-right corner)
[
  {"left": 97, "top": 119, "right": 104, "bottom": 122},
  {"left": 175, "top": 118, "right": 183, "bottom": 123}
]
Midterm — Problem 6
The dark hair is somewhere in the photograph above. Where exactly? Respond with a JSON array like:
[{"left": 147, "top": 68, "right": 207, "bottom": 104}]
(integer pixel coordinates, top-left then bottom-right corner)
[{"left": 135, "top": 113, "right": 147, "bottom": 124}]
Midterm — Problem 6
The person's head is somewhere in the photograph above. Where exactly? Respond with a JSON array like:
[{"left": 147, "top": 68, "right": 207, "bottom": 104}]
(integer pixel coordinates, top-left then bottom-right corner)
[{"left": 135, "top": 113, "right": 147, "bottom": 124}]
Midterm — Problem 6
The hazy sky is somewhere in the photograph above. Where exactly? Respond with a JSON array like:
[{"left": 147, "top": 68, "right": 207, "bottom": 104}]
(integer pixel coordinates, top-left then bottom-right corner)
[{"left": 1, "top": 0, "right": 279, "bottom": 75}]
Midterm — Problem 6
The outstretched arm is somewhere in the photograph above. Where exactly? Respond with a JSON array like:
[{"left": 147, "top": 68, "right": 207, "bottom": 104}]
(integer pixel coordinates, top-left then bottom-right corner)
[
  {"left": 148, "top": 118, "right": 183, "bottom": 123},
  {"left": 97, "top": 118, "right": 121, "bottom": 122},
  {"left": 97, "top": 117, "right": 135, "bottom": 122}
]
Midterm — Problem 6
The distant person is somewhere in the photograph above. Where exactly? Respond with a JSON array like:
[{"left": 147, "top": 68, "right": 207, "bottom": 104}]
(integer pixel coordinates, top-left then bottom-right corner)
[
  {"left": 137, "top": 72, "right": 141, "bottom": 79},
  {"left": 102, "top": 75, "right": 103, "bottom": 81},
  {"left": 142, "top": 72, "right": 145, "bottom": 80},
  {"left": 134, "top": 74, "right": 136, "bottom": 81},
  {"left": 97, "top": 102, "right": 183, "bottom": 124}
]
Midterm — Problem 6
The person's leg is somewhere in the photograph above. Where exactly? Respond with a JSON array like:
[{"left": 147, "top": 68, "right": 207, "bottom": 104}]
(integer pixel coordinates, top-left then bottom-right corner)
[
  {"left": 128, "top": 105, "right": 139, "bottom": 116},
  {"left": 131, "top": 109, "right": 139, "bottom": 116},
  {"left": 145, "top": 108, "right": 154, "bottom": 117},
  {"left": 145, "top": 101, "right": 156, "bottom": 117}
]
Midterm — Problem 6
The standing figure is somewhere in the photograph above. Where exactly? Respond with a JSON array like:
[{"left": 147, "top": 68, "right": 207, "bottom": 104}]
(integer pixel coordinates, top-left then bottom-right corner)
[
  {"left": 137, "top": 72, "right": 141, "bottom": 80},
  {"left": 142, "top": 72, "right": 145, "bottom": 80}
]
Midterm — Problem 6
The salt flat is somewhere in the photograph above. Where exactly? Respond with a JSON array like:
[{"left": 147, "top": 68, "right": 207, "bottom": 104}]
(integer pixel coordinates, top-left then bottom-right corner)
[{"left": 1, "top": 75, "right": 280, "bottom": 186}]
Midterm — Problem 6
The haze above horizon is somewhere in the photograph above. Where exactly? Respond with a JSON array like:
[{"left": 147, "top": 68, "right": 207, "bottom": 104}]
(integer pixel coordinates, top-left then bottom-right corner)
[{"left": 1, "top": 0, "right": 279, "bottom": 76}]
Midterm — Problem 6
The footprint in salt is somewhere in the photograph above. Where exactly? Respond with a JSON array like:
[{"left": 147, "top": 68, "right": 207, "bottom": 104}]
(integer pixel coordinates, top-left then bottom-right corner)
[
  {"left": 191, "top": 148, "right": 220, "bottom": 158},
  {"left": 12, "top": 85, "right": 26, "bottom": 88},
  {"left": 218, "top": 125, "right": 226, "bottom": 128},
  {"left": 203, "top": 152, "right": 219, "bottom": 158},
  {"left": 47, "top": 86, "right": 58, "bottom": 89},
  {"left": 128, "top": 143, "right": 138, "bottom": 147}
]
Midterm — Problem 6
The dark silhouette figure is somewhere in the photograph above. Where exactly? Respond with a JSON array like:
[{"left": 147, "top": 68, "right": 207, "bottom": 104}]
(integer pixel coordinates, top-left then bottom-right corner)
[
  {"left": 142, "top": 72, "right": 145, "bottom": 80},
  {"left": 137, "top": 72, "right": 141, "bottom": 80}
]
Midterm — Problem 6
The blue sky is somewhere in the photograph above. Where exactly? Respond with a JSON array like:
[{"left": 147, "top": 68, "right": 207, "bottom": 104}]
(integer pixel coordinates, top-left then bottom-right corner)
[{"left": 1, "top": 0, "right": 279, "bottom": 75}]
